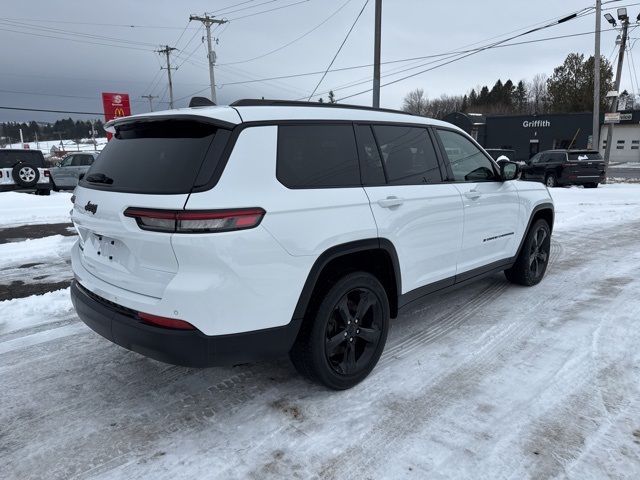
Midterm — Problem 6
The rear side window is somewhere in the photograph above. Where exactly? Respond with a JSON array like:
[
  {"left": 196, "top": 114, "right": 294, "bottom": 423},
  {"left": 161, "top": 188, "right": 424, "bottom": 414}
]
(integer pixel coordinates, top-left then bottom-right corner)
[
  {"left": 0, "top": 151, "right": 45, "bottom": 168},
  {"left": 82, "top": 120, "right": 230, "bottom": 194},
  {"left": 568, "top": 152, "right": 603, "bottom": 161},
  {"left": 372, "top": 125, "right": 442, "bottom": 185},
  {"left": 277, "top": 125, "right": 360, "bottom": 188}
]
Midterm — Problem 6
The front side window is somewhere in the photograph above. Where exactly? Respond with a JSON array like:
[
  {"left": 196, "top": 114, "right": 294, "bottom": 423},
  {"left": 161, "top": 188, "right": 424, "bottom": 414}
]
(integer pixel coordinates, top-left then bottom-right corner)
[
  {"left": 437, "top": 129, "right": 497, "bottom": 182},
  {"left": 372, "top": 125, "right": 442, "bottom": 185},
  {"left": 71, "top": 155, "right": 84, "bottom": 166},
  {"left": 60, "top": 156, "right": 74, "bottom": 167},
  {"left": 277, "top": 124, "right": 360, "bottom": 188}
]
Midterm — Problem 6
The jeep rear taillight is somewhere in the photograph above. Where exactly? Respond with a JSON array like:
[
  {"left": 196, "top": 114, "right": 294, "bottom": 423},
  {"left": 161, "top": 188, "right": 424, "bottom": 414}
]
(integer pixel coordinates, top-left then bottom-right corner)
[
  {"left": 123, "top": 207, "right": 265, "bottom": 233},
  {"left": 44, "top": 170, "right": 50, "bottom": 177}
]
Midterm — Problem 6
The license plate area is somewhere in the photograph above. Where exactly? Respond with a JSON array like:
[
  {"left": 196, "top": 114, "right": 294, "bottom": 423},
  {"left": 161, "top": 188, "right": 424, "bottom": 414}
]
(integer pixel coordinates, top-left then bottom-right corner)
[{"left": 85, "top": 233, "right": 126, "bottom": 266}]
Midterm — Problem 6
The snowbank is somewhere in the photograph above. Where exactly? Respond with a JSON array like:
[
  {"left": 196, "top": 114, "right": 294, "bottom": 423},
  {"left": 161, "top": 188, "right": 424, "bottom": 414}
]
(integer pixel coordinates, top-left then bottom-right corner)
[{"left": 0, "top": 191, "right": 73, "bottom": 227}]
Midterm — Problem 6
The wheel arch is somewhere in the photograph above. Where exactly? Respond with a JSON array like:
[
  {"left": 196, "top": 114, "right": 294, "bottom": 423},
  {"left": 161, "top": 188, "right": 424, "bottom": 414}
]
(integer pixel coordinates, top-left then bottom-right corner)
[
  {"left": 515, "top": 203, "right": 554, "bottom": 258},
  {"left": 292, "top": 239, "right": 402, "bottom": 322}
]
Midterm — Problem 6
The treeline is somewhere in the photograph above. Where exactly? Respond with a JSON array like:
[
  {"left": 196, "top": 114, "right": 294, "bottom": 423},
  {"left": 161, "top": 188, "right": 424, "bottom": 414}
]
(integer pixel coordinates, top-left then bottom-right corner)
[
  {"left": 0, "top": 118, "right": 105, "bottom": 144},
  {"left": 403, "top": 53, "right": 625, "bottom": 118}
]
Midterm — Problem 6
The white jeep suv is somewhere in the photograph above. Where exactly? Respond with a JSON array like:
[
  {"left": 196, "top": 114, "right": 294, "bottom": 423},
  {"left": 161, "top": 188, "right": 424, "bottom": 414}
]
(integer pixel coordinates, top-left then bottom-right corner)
[{"left": 70, "top": 99, "right": 553, "bottom": 389}]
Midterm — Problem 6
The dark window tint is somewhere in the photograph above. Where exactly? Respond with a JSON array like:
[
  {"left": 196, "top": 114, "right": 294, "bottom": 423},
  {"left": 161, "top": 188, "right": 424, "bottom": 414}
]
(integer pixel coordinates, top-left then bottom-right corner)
[
  {"left": 548, "top": 153, "right": 566, "bottom": 163},
  {"left": 71, "top": 155, "right": 84, "bottom": 166},
  {"left": 277, "top": 125, "right": 360, "bottom": 188},
  {"left": 0, "top": 150, "right": 45, "bottom": 168},
  {"left": 372, "top": 125, "right": 441, "bottom": 185},
  {"left": 530, "top": 153, "right": 543, "bottom": 164},
  {"left": 355, "top": 125, "right": 385, "bottom": 185},
  {"left": 82, "top": 120, "right": 228, "bottom": 194},
  {"left": 437, "top": 129, "right": 497, "bottom": 182},
  {"left": 568, "top": 151, "right": 603, "bottom": 161}
]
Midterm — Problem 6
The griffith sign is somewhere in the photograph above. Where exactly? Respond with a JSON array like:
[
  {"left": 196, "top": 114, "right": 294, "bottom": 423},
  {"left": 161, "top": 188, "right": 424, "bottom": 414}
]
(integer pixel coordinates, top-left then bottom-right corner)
[
  {"left": 522, "top": 120, "right": 551, "bottom": 128},
  {"left": 101, "top": 92, "right": 131, "bottom": 139}
]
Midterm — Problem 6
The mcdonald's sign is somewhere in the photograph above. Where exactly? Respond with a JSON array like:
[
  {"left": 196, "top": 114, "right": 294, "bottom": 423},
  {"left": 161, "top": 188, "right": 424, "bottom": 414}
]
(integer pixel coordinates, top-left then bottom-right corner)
[{"left": 101, "top": 92, "right": 131, "bottom": 140}]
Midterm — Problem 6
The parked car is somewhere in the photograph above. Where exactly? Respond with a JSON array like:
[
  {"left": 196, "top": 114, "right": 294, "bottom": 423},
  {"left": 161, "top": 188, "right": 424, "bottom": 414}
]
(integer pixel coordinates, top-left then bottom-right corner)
[
  {"left": 521, "top": 149, "right": 605, "bottom": 188},
  {"left": 49, "top": 152, "right": 99, "bottom": 191},
  {"left": 0, "top": 149, "right": 51, "bottom": 195},
  {"left": 70, "top": 99, "right": 554, "bottom": 390}
]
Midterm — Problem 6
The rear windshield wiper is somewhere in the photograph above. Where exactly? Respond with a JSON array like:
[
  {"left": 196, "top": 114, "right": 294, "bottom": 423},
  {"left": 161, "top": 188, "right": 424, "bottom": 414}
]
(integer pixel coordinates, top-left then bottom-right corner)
[{"left": 85, "top": 173, "right": 114, "bottom": 185}]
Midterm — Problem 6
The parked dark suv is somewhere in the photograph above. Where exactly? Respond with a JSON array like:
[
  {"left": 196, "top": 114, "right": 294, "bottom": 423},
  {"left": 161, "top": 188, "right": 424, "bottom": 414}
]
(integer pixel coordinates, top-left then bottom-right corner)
[
  {"left": 0, "top": 149, "right": 51, "bottom": 195},
  {"left": 521, "top": 150, "right": 605, "bottom": 188}
]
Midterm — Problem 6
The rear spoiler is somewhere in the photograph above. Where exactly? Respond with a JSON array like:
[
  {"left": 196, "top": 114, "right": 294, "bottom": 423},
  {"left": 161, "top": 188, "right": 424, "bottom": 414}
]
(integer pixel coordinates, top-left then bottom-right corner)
[{"left": 104, "top": 114, "right": 237, "bottom": 134}]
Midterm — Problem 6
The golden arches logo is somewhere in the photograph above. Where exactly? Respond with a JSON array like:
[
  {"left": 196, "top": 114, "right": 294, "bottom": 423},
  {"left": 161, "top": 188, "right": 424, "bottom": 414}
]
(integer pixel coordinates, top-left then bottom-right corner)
[{"left": 113, "top": 107, "right": 126, "bottom": 117}]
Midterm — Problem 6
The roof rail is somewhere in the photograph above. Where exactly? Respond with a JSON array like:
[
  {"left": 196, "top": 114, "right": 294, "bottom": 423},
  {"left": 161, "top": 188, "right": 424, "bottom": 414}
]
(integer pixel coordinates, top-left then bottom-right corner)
[{"left": 229, "top": 98, "right": 414, "bottom": 116}]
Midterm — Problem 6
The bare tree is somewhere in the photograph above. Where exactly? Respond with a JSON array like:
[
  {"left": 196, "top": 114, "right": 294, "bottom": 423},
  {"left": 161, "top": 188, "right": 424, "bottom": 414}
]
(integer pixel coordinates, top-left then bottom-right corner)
[
  {"left": 527, "top": 73, "right": 549, "bottom": 114},
  {"left": 402, "top": 88, "right": 429, "bottom": 115}
]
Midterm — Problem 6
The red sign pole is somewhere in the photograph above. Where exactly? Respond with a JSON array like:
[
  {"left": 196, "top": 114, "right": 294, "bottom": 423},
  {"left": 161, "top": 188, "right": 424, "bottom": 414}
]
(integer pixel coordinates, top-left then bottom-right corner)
[{"left": 101, "top": 92, "right": 131, "bottom": 140}]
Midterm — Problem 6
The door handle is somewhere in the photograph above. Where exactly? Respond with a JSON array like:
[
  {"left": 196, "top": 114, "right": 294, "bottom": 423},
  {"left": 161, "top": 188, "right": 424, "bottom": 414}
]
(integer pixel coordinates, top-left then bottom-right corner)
[
  {"left": 464, "top": 189, "right": 481, "bottom": 200},
  {"left": 378, "top": 196, "right": 404, "bottom": 208}
]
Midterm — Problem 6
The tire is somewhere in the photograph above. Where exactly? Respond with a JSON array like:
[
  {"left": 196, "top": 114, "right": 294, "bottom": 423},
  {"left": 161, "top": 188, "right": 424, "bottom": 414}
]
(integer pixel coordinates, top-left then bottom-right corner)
[
  {"left": 50, "top": 179, "right": 60, "bottom": 192},
  {"left": 37, "top": 188, "right": 51, "bottom": 196},
  {"left": 289, "top": 271, "right": 390, "bottom": 390},
  {"left": 545, "top": 173, "right": 557, "bottom": 188},
  {"left": 584, "top": 183, "right": 598, "bottom": 189},
  {"left": 504, "top": 219, "right": 551, "bottom": 286},
  {"left": 11, "top": 162, "right": 40, "bottom": 188}
]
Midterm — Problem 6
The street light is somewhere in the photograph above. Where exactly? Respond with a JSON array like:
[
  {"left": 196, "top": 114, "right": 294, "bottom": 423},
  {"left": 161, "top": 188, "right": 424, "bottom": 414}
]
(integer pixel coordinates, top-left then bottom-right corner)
[
  {"left": 617, "top": 7, "right": 628, "bottom": 21},
  {"left": 604, "top": 13, "right": 617, "bottom": 26}
]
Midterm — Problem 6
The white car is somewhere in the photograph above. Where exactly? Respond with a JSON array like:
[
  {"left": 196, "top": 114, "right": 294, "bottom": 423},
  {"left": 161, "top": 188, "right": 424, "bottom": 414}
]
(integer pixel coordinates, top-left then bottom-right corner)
[{"left": 70, "top": 99, "right": 554, "bottom": 389}]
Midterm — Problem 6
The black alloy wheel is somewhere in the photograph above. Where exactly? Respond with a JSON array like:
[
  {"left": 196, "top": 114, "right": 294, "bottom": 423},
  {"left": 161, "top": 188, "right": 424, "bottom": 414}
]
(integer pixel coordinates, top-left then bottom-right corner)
[
  {"left": 528, "top": 225, "right": 550, "bottom": 282},
  {"left": 324, "top": 288, "right": 383, "bottom": 376},
  {"left": 504, "top": 219, "right": 551, "bottom": 286},
  {"left": 290, "top": 271, "right": 390, "bottom": 390}
]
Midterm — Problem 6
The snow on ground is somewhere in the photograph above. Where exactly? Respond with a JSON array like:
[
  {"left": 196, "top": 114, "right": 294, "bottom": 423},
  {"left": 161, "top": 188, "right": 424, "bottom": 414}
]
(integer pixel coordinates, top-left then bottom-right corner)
[
  {"left": 1, "top": 183, "right": 640, "bottom": 479},
  {"left": 549, "top": 183, "right": 640, "bottom": 231},
  {"left": 0, "top": 191, "right": 73, "bottom": 227},
  {"left": 3, "top": 138, "right": 107, "bottom": 155}
]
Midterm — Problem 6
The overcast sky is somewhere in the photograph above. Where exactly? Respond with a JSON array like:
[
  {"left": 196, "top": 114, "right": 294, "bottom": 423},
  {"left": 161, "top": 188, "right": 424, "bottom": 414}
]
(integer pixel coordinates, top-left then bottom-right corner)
[{"left": 0, "top": 0, "right": 635, "bottom": 123}]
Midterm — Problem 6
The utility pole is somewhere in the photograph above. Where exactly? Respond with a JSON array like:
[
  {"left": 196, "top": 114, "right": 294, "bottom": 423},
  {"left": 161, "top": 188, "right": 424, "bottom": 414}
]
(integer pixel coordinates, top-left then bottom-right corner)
[
  {"left": 603, "top": 16, "right": 629, "bottom": 167},
  {"left": 372, "top": 0, "right": 382, "bottom": 108},
  {"left": 157, "top": 45, "right": 177, "bottom": 109},
  {"left": 141, "top": 94, "right": 159, "bottom": 112},
  {"left": 189, "top": 14, "right": 228, "bottom": 104},
  {"left": 592, "top": 0, "right": 601, "bottom": 150}
]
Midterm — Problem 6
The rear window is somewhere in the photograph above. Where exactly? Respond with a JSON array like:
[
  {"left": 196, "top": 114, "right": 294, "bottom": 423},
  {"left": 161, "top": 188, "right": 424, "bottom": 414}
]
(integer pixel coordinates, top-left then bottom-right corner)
[
  {"left": 81, "top": 120, "right": 230, "bottom": 194},
  {"left": 0, "top": 150, "right": 45, "bottom": 168},
  {"left": 277, "top": 125, "right": 360, "bottom": 188},
  {"left": 568, "top": 152, "right": 603, "bottom": 161}
]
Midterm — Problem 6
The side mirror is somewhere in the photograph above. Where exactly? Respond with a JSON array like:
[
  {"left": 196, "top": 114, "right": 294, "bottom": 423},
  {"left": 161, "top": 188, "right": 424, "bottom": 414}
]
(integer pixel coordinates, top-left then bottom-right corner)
[{"left": 500, "top": 161, "right": 519, "bottom": 181}]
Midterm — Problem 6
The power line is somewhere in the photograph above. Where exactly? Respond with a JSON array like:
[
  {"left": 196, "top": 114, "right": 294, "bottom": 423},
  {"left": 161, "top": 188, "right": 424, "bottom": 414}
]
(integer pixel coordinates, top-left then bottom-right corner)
[
  {"left": 307, "top": 0, "right": 370, "bottom": 100},
  {"left": 210, "top": 0, "right": 258, "bottom": 14},
  {"left": 214, "top": 0, "right": 284, "bottom": 16},
  {"left": 0, "top": 106, "right": 103, "bottom": 115},
  {"left": 0, "top": 18, "right": 158, "bottom": 48},
  {"left": 0, "top": 26, "right": 151, "bottom": 52},
  {"left": 0, "top": 17, "right": 199, "bottom": 30},
  {"left": 210, "top": 26, "right": 620, "bottom": 92},
  {"left": 336, "top": 12, "right": 606, "bottom": 101},
  {"left": 227, "top": 0, "right": 310, "bottom": 21},
  {"left": 219, "top": 0, "right": 354, "bottom": 66},
  {"left": 0, "top": 88, "right": 146, "bottom": 103}
]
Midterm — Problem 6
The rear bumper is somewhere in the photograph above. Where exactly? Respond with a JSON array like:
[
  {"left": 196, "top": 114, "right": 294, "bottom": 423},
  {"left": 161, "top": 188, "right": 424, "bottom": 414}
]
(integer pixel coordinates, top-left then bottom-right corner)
[
  {"left": 71, "top": 280, "right": 302, "bottom": 367},
  {"left": 0, "top": 184, "right": 50, "bottom": 192}
]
